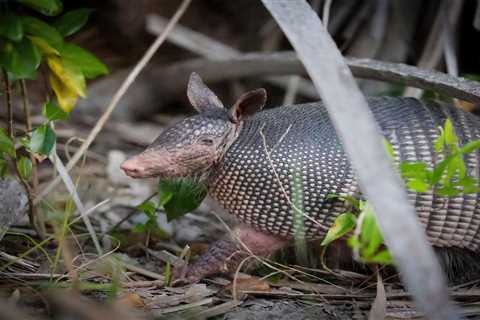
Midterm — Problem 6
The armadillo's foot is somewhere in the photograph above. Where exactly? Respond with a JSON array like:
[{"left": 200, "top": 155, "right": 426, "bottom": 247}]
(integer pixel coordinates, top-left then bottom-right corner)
[{"left": 172, "top": 225, "right": 288, "bottom": 285}]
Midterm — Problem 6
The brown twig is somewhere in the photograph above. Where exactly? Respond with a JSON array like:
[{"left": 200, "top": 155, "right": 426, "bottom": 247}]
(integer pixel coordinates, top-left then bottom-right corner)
[
  {"left": 20, "top": 80, "right": 45, "bottom": 238},
  {"left": 2, "top": 71, "right": 41, "bottom": 238}
]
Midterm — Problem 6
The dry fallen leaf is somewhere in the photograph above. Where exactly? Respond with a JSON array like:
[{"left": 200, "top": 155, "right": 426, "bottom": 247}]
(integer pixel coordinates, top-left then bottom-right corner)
[{"left": 116, "top": 292, "right": 147, "bottom": 309}]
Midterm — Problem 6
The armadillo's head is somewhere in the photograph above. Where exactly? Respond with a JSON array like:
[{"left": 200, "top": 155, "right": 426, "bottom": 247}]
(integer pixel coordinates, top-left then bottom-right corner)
[{"left": 121, "top": 72, "right": 266, "bottom": 180}]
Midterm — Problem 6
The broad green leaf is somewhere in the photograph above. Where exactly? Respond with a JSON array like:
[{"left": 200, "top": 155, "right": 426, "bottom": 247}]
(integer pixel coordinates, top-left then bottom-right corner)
[
  {"left": 137, "top": 201, "right": 157, "bottom": 219},
  {"left": 321, "top": 212, "right": 356, "bottom": 246},
  {"left": 47, "top": 55, "right": 86, "bottom": 97},
  {"left": 444, "top": 119, "right": 458, "bottom": 147},
  {"left": 59, "top": 43, "right": 109, "bottom": 79},
  {"left": 132, "top": 223, "right": 147, "bottom": 233},
  {"left": 159, "top": 180, "right": 207, "bottom": 222},
  {"left": 0, "top": 38, "right": 40, "bottom": 79},
  {"left": 406, "top": 179, "right": 430, "bottom": 192},
  {"left": 458, "top": 140, "right": 480, "bottom": 155},
  {"left": 29, "top": 124, "right": 56, "bottom": 156},
  {"left": 16, "top": 156, "right": 32, "bottom": 180},
  {"left": 369, "top": 249, "right": 393, "bottom": 265},
  {"left": 0, "top": 12, "right": 23, "bottom": 42},
  {"left": 0, "top": 158, "right": 8, "bottom": 177},
  {"left": 54, "top": 8, "right": 94, "bottom": 37},
  {"left": 400, "top": 162, "right": 429, "bottom": 179},
  {"left": 21, "top": 16, "right": 63, "bottom": 48},
  {"left": 360, "top": 205, "right": 384, "bottom": 258},
  {"left": 17, "top": 0, "right": 63, "bottom": 16},
  {"left": 159, "top": 191, "right": 173, "bottom": 207},
  {"left": 0, "top": 128, "right": 15, "bottom": 158},
  {"left": 48, "top": 73, "right": 78, "bottom": 112},
  {"left": 42, "top": 101, "right": 69, "bottom": 121},
  {"left": 29, "top": 36, "right": 59, "bottom": 55}
]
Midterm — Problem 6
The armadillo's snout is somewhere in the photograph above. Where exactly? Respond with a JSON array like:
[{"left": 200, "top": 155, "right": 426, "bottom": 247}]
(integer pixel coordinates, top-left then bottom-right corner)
[{"left": 121, "top": 157, "right": 147, "bottom": 178}]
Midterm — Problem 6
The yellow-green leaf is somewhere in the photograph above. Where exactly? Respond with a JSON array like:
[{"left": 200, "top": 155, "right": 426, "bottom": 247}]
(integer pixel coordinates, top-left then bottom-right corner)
[
  {"left": 321, "top": 212, "right": 356, "bottom": 246},
  {"left": 48, "top": 73, "right": 78, "bottom": 112},
  {"left": 60, "top": 43, "right": 109, "bottom": 79},
  {"left": 47, "top": 55, "right": 86, "bottom": 98},
  {"left": 29, "top": 36, "right": 59, "bottom": 55}
]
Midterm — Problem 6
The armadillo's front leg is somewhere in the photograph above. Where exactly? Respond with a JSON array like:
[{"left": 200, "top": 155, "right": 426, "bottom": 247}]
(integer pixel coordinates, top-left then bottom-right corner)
[{"left": 172, "top": 224, "right": 288, "bottom": 284}]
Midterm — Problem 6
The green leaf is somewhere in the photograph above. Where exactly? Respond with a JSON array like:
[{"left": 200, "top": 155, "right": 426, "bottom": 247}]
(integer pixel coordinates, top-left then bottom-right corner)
[
  {"left": 54, "top": 8, "right": 94, "bottom": 37},
  {"left": 21, "top": 16, "right": 63, "bottom": 48},
  {"left": 360, "top": 205, "right": 384, "bottom": 258},
  {"left": 47, "top": 55, "right": 86, "bottom": 97},
  {"left": 42, "top": 101, "right": 69, "bottom": 121},
  {"left": 369, "top": 249, "right": 393, "bottom": 265},
  {"left": 321, "top": 212, "right": 356, "bottom": 246},
  {"left": 400, "top": 162, "right": 429, "bottom": 179},
  {"left": 0, "top": 38, "right": 41, "bottom": 79},
  {"left": 137, "top": 201, "right": 158, "bottom": 219},
  {"left": 16, "top": 156, "right": 32, "bottom": 180},
  {"left": 29, "top": 124, "right": 56, "bottom": 156},
  {"left": 406, "top": 179, "right": 430, "bottom": 192},
  {"left": 59, "top": 43, "right": 109, "bottom": 79},
  {"left": 159, "top": 180, "right": 207, "bottom": 222},
  {"left": 0, "top": 128, "right": 15, "bottom": 158},
  {"left": 0, "top": 158, "right": 8, "bottom": 177},
  {"left": 458, "top": 140, "right": 480, "bottom": 155},
  {"left": 444, "top": 119, "right": 458, "bottom": 147},
  {"left": 0, "top": 11, "right": 23, "bottom": 42},
  {"left": 29, "top": 36, "right": 59, "bottom": 55},
  {"left": 17, "top": 0, "right": 63, "bottom": 16},
  {"left": 383, "top": 138, "right": 395, "bottom": 158}
]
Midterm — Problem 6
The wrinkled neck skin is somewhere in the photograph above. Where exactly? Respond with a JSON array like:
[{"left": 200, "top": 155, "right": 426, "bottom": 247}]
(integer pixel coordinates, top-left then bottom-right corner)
[{"left": 203, "top": 121, "right": 244, "bottom": 184}]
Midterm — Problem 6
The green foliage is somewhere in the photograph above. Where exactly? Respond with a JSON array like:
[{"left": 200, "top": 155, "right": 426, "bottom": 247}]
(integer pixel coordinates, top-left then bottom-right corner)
[
  {"left": 0, "top": 129, "right": 16, "bottom": 158},
  {"left": 132, "top": 200, "right": 169, "bottom": 238},
  {"left": 158, "top": 180, "right": 208, "bottom": 222},
  {"left": 323, "top": 118, "right": 480, "bottom": 266},
  {"left": 385, "top": 119, "right": 480, "bottom": 196},
  {"left": 59, "top": 43, "right": 108, "bottom": 79},
  {"left": 321, "top": 212, "right": 356, "bottom": 246},
  {"left": 54, "top": 8, "right": 94, "bottom": 37},
  {"left": 16, "top": 156, "right": 32, "bottom": 180},
  {"left": 0, "top": 2, "right": 109, "bottom": 112},
  {"left": 0, "top": 38, "right": 41, "bottom": 79},
  {"left": 17, "top": 0, "right": 63, "bottom": 16},
  {"left": 42, "top": 101, "right": 69, "bottom": 121},
  {"left": 28, "top": 124, "right": 56, "bottom": 156},
  {"left": 0, "top": 12, "right": 23, "bottom": 41}
]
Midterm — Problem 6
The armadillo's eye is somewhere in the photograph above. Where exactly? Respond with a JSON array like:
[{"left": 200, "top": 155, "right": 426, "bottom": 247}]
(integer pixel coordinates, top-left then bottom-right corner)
[{"left": 200, "top": 138, "right": 214, "bottom": 146}]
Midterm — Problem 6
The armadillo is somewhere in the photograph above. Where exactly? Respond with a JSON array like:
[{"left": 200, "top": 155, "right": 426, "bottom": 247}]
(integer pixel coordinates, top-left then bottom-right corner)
[{"left": 121, "top": 73, "right": 480, "bottom": 283}]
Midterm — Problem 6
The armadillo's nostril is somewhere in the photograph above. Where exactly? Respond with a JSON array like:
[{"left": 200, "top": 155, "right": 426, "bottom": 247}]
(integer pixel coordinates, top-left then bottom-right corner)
[{"left": 120, "top": 159, "right": 144, "bottom": 176}]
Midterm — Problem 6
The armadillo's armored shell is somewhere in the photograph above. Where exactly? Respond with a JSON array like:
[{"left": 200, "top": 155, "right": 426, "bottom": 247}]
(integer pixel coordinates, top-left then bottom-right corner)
[{"left": 208, "top": 97, "right": 480, "bottom": 252}]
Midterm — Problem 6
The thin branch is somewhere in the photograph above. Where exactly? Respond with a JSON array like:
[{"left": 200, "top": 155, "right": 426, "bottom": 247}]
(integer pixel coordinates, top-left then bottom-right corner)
[
  {"left": 33, "top": 0, "right": 192, "bottom": 205},
  {"left": 2, "top": 70, "right": 14, "bottom": 138},
  {"left": 20, "top": 80, "right": 45, "bottom": 238}
]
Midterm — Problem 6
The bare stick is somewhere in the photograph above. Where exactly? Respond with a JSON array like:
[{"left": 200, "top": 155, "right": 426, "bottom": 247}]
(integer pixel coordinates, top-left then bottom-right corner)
[
  {"left": 33, "top": 0, "right": 192, "bottom": 205},
  {"left": 262, "top": 1, "right": 458, "bottom": 319},
  {"left": 146, "top": 14, "right": 318, "bottom": 98},
  {"left": 20, "top": 80, "right": 45, "bottom": 238}
]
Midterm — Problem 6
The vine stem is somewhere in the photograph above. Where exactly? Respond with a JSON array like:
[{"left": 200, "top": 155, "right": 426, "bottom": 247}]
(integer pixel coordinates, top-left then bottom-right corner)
[
  {"left": 20, "top": 80, "right": 45, "bottom": 238},
  {"left": 2, "top": 71, "right": 43, "bottom": 238}
]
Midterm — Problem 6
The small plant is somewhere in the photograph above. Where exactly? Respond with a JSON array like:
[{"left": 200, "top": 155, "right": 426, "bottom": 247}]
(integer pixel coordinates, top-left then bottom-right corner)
[
  {"left": 322, "top": 118, "right": 480, "bottom": 265},
  {"left": 0, "top": 0, "right": 108, "bottom": 236}
]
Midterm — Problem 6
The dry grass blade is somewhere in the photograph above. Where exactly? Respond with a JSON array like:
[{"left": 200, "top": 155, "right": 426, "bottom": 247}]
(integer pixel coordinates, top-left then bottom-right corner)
[
  {"left": 261, "top": 1, "right": 458, "bottom": 319},
  {"left": 49, "top": 151, "right": 102, "bottom": 254},
  {"left": 33, "top": 0, "right": 192, "bottom": 205}
]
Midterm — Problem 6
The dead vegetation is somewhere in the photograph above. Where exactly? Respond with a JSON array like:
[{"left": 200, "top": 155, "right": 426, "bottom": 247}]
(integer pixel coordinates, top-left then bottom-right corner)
[{"left": 1, "top": 0, "right": 480, "bottom": 319}]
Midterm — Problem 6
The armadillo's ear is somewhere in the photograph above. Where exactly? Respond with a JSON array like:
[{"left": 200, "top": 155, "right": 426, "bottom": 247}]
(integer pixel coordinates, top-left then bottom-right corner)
[
  {"left": 187, "top": 72, "right": 224, "bottom": 112},
  {"left": 229, "top": 89, "right": 267, "bottom": 123}
]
